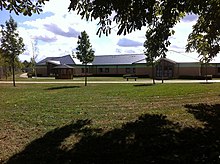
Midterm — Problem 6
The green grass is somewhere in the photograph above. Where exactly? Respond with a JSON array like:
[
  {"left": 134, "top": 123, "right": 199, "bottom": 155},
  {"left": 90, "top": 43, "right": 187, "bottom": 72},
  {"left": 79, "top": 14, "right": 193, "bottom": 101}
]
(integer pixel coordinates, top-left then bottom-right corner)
[
  {"left": 1, "top": 74, "right": 149, "bottom": 82},
  {"left": 0, "top": 83, "right": 220, "bottom": 163},
  {"left": 4, "top": 75, "right": 131, "bottom": 81}
]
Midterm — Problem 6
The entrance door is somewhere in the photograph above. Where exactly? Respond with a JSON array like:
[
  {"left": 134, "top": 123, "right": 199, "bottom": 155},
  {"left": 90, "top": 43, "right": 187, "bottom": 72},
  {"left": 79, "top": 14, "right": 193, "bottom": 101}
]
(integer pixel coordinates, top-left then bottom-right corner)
[{"left": 156, "top": 61, "right": 174, "bottom": 79}]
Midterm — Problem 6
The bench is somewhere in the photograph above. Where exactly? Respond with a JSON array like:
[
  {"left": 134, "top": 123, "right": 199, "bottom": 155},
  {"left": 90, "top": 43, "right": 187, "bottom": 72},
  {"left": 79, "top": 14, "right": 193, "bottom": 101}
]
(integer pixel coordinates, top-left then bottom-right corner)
[
  {"left": 126, "top": 76, "right": 138, "bottom": 81},
  {"left": 204, "top": 75, "right": 212, "bottom": 80}
]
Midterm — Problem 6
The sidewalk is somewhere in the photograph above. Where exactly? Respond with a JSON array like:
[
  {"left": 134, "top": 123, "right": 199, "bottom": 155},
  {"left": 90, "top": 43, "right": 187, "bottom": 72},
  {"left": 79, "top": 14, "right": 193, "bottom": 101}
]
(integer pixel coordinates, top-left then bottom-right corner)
[
  {"left": 19, "top": 73, "right": 28, "bottom": 78},
  {"left": 1, "top": 79, "right": 220, "bottom": 84}
]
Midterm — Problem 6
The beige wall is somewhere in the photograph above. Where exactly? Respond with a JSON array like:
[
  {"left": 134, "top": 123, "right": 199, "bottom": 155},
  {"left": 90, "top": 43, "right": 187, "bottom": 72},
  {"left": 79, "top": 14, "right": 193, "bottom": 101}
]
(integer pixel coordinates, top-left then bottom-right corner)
[
  {"left": 37, "top": 64, "right": 152, "bottom": 77},
  {"left": 136, "top": 67, "right": 152, "bottom": 76},
  {"left": 174, "top": 63, "right": 220, "bottom": 77},
  {"left": 36, "top": 62, "right": 220, "bottom": 78},
  {"left": 174, "top": 63, "right": 201, "bottom": 77},
  {"left": 175, "top": 67, "right": 201, "bottom": 76},
  {"left": 73, "top": 67, "right": 93, "bottom": 76},
  {"left": 90, "top": 65, "right": 151, "bottom": 76},
  {"left": 201, "top": 64, "right": 220, "bottom": 76}
]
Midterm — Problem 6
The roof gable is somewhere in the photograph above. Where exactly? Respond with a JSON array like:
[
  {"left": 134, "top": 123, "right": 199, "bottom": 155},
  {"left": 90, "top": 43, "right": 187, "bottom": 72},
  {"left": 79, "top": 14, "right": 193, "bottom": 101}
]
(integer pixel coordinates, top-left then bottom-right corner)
[
  {"left": 37, "top": 55, "right": 75, "bottom": 66},
  {"left": 157, "top": 58, "right": 176, "bottom": 64}
]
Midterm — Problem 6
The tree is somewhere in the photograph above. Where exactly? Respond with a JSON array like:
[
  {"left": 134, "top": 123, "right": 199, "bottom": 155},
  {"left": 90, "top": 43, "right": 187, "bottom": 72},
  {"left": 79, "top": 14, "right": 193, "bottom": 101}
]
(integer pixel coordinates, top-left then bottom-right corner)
[
  {"left": 186, "top": 33, "right": 214, "bottom": 82},
  {"left": 0, "top": 16, "right": 25, "bottom": 87},
  {"left": 68, "top": 0, "right": 219, "bottom": 35},
  {"left": 2, "top": 1, "right": 219, "bottom": 65},
  {"left": 76, "top": 31, "right": 95, "bottom": 86},
  {"left": 2, "top": 1, "right": 219, "bottom": 62},
  {"left": 186, "top": 1, "right": 220, "bottom": 81},
  {"left": 144, "top": 3, "right": 174, "bottom": 84},
  {"left": 144, "top": 24, "right": 172, "bottom": 84},
  {"left": 0, "top": 51, "right": 11, "bottom": 80},
  {"left": 0, "top": 0, "right": 48, "bottom": 16},
  {"left": 31, "top": 39, "right": 39, "bottom": 77},
  {"left": 22, "top": 60, "right": 31, "bottom": 68},
  {"left": 0, "top": 52, "right": 4, "bottom": 79},
  {"left": 0, "top": 51, "right": 3, "bottom": 66},
  {"left": 69, "top": 0, "right": 220, "bottom": 61},
  {"left": 186, "top": 1, "right": 220, "bottom": 62}
]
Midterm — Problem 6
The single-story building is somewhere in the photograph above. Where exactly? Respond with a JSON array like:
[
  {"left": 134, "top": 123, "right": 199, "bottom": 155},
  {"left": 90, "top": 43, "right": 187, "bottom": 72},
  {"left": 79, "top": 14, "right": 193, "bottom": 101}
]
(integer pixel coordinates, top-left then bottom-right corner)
[
  {"left": 36, "top": 55, "right": 76, "bottom": 77},
  {"left": 36, "top": 53, "right": 220, "bottom": 79},
  {"left": 36, "top": 54, "right": 151, "bottom": 79}
]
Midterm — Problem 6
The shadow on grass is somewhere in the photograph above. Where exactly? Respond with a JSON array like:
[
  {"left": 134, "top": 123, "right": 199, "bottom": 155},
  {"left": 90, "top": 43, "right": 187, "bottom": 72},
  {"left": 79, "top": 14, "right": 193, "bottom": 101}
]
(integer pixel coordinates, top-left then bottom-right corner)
[
  {"left": 7, "top": 104, "right": 220, "bottom": 163},
  {"left": 133, "top": 84, "right": 154, "bottom": 87},
  {"left": 46, "top": 86, "right": 80, "bottom": 90},
  {"left": 6, "top": 119, "right": 101, "bottom": 164},
  {"left": 199, "top": 82, "right": 214, "bottom": 84}
]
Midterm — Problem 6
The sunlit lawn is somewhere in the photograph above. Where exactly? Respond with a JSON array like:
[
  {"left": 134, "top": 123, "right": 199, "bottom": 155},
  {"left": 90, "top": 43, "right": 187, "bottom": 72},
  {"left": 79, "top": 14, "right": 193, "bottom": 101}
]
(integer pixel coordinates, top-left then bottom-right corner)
[
  {"left": 0, "top": 83, "right": 220, "bottom": 163},
  {"left": 3, "top": 75, "right": 134, "bottom": 81}
]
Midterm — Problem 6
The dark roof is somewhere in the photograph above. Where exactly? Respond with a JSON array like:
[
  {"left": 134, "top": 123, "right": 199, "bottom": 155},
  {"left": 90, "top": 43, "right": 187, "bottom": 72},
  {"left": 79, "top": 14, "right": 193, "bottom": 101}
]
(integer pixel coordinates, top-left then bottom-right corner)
[
  {"left": 37, "top": 55, "right": 75, "bottom": 66},
  {"left": 92, "top": 54, "right": 146, "bottom": 65},
  {"left": 53, "top": 64, "right": 74, "bottom": 69},
  {"left": 157, "top": 58, "right": 176, "bottom": 64}
]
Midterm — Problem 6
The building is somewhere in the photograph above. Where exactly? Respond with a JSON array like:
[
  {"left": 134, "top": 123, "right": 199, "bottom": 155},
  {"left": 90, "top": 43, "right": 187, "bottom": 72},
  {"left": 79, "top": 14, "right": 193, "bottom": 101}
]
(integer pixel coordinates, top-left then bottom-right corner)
[
  {"left": 36, "top": 54, "right": 151, "bottom": 78},
  {"left": 36, "top": 54, "right": 220, "bottom": 79},
  {"left": 53, "top": 64, "right": 74, "bottom": 79},
  {"left": 90, "top": 54, "right": 150, "bottom": 77},
  {"left": 36, "top": 55, "right": 76, "bottom": 77}
]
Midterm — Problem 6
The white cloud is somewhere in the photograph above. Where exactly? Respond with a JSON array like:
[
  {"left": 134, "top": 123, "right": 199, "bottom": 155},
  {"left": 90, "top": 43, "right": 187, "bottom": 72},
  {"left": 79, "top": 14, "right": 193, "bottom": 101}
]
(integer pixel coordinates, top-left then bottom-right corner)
[
  {"left": 13, "top": 0, "right": 217, "bottom": 62},
  {"left": 117, "top": 38, "right": 143, "bottom": 47},
  {"left": 35, "top": 35, "right": 57, "bottom": 42},
  {"left": 42, "top": 0, "right": 70, "bottom": 15}
]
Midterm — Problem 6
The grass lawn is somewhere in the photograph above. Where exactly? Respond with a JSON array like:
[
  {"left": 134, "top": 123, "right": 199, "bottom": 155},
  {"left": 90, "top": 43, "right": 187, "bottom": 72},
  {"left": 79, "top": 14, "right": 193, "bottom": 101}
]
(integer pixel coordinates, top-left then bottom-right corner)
[
  {"left": 0, "top": 83, "right": 220, "bottom": 163},
  {"left": 5, "top": 74, "right": 134, "bottom": 82}
]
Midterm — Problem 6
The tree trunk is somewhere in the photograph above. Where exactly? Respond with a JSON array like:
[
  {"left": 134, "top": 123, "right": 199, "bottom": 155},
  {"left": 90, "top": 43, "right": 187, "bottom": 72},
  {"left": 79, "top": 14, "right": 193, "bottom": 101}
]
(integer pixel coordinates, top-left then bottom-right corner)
[
  {"left": 12, "top": 58, "right": 16, "bottom": 87},
  {"left": 34, "top": 64, "right": 37, "bottom": 78},
  {"left": 152, "top": 63, "right": 155, "bottom": 84},
  {"left": 85, "top": 64, "right": 87, "bottom": 86},
  {"left": 161, "top": 61, "right": 164, "bottom": 84},
  {"left": 205, "top": 62, "right": 208, "bottom": 83}
]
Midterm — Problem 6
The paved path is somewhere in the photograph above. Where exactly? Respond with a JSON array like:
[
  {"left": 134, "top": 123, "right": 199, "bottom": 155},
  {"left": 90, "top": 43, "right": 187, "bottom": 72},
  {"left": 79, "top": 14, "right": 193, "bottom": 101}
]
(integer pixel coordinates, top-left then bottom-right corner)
[
  {"left": 19, "top": 73, "right": 28, "bottom": 78},
  {"left": 0, "top": 73, "right": 218, "bottom": 83},
  {"left": 1, "top": 79, "right": 220, "bottom": 84}
]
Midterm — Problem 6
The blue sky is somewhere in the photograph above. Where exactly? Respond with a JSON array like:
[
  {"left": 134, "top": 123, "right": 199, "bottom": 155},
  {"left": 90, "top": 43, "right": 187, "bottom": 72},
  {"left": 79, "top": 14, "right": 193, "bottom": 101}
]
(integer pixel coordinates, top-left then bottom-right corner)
[{"left": 1, "top": 0, "right": 218, "bottom": 63}]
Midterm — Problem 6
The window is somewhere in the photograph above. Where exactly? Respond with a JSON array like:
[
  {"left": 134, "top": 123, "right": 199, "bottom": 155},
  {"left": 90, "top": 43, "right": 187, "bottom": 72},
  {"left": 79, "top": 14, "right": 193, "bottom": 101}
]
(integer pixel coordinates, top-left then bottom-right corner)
[
  {"left": 61, "top": 69, "right": 66, "bottom": 74},
  {"left": 67, "top": 69, "right": 72, "bottom": 74},
  {"left": 105, "top": 68, "right": 109, "bottom": 73},
  {"left": 99, "top": 68, "right": 103, "bottom": 73},
  {"left": 126, "top": 68, "right": 131, "bottom": 73},
  {"left": 82, "top": 68, "right": 88, "bottom": 73},
  {"left": 133, "top": 68, "right": 136, "bottom": 73},
  {"left": 218, "top": 67, "right": 220, "bottom": 73}
]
